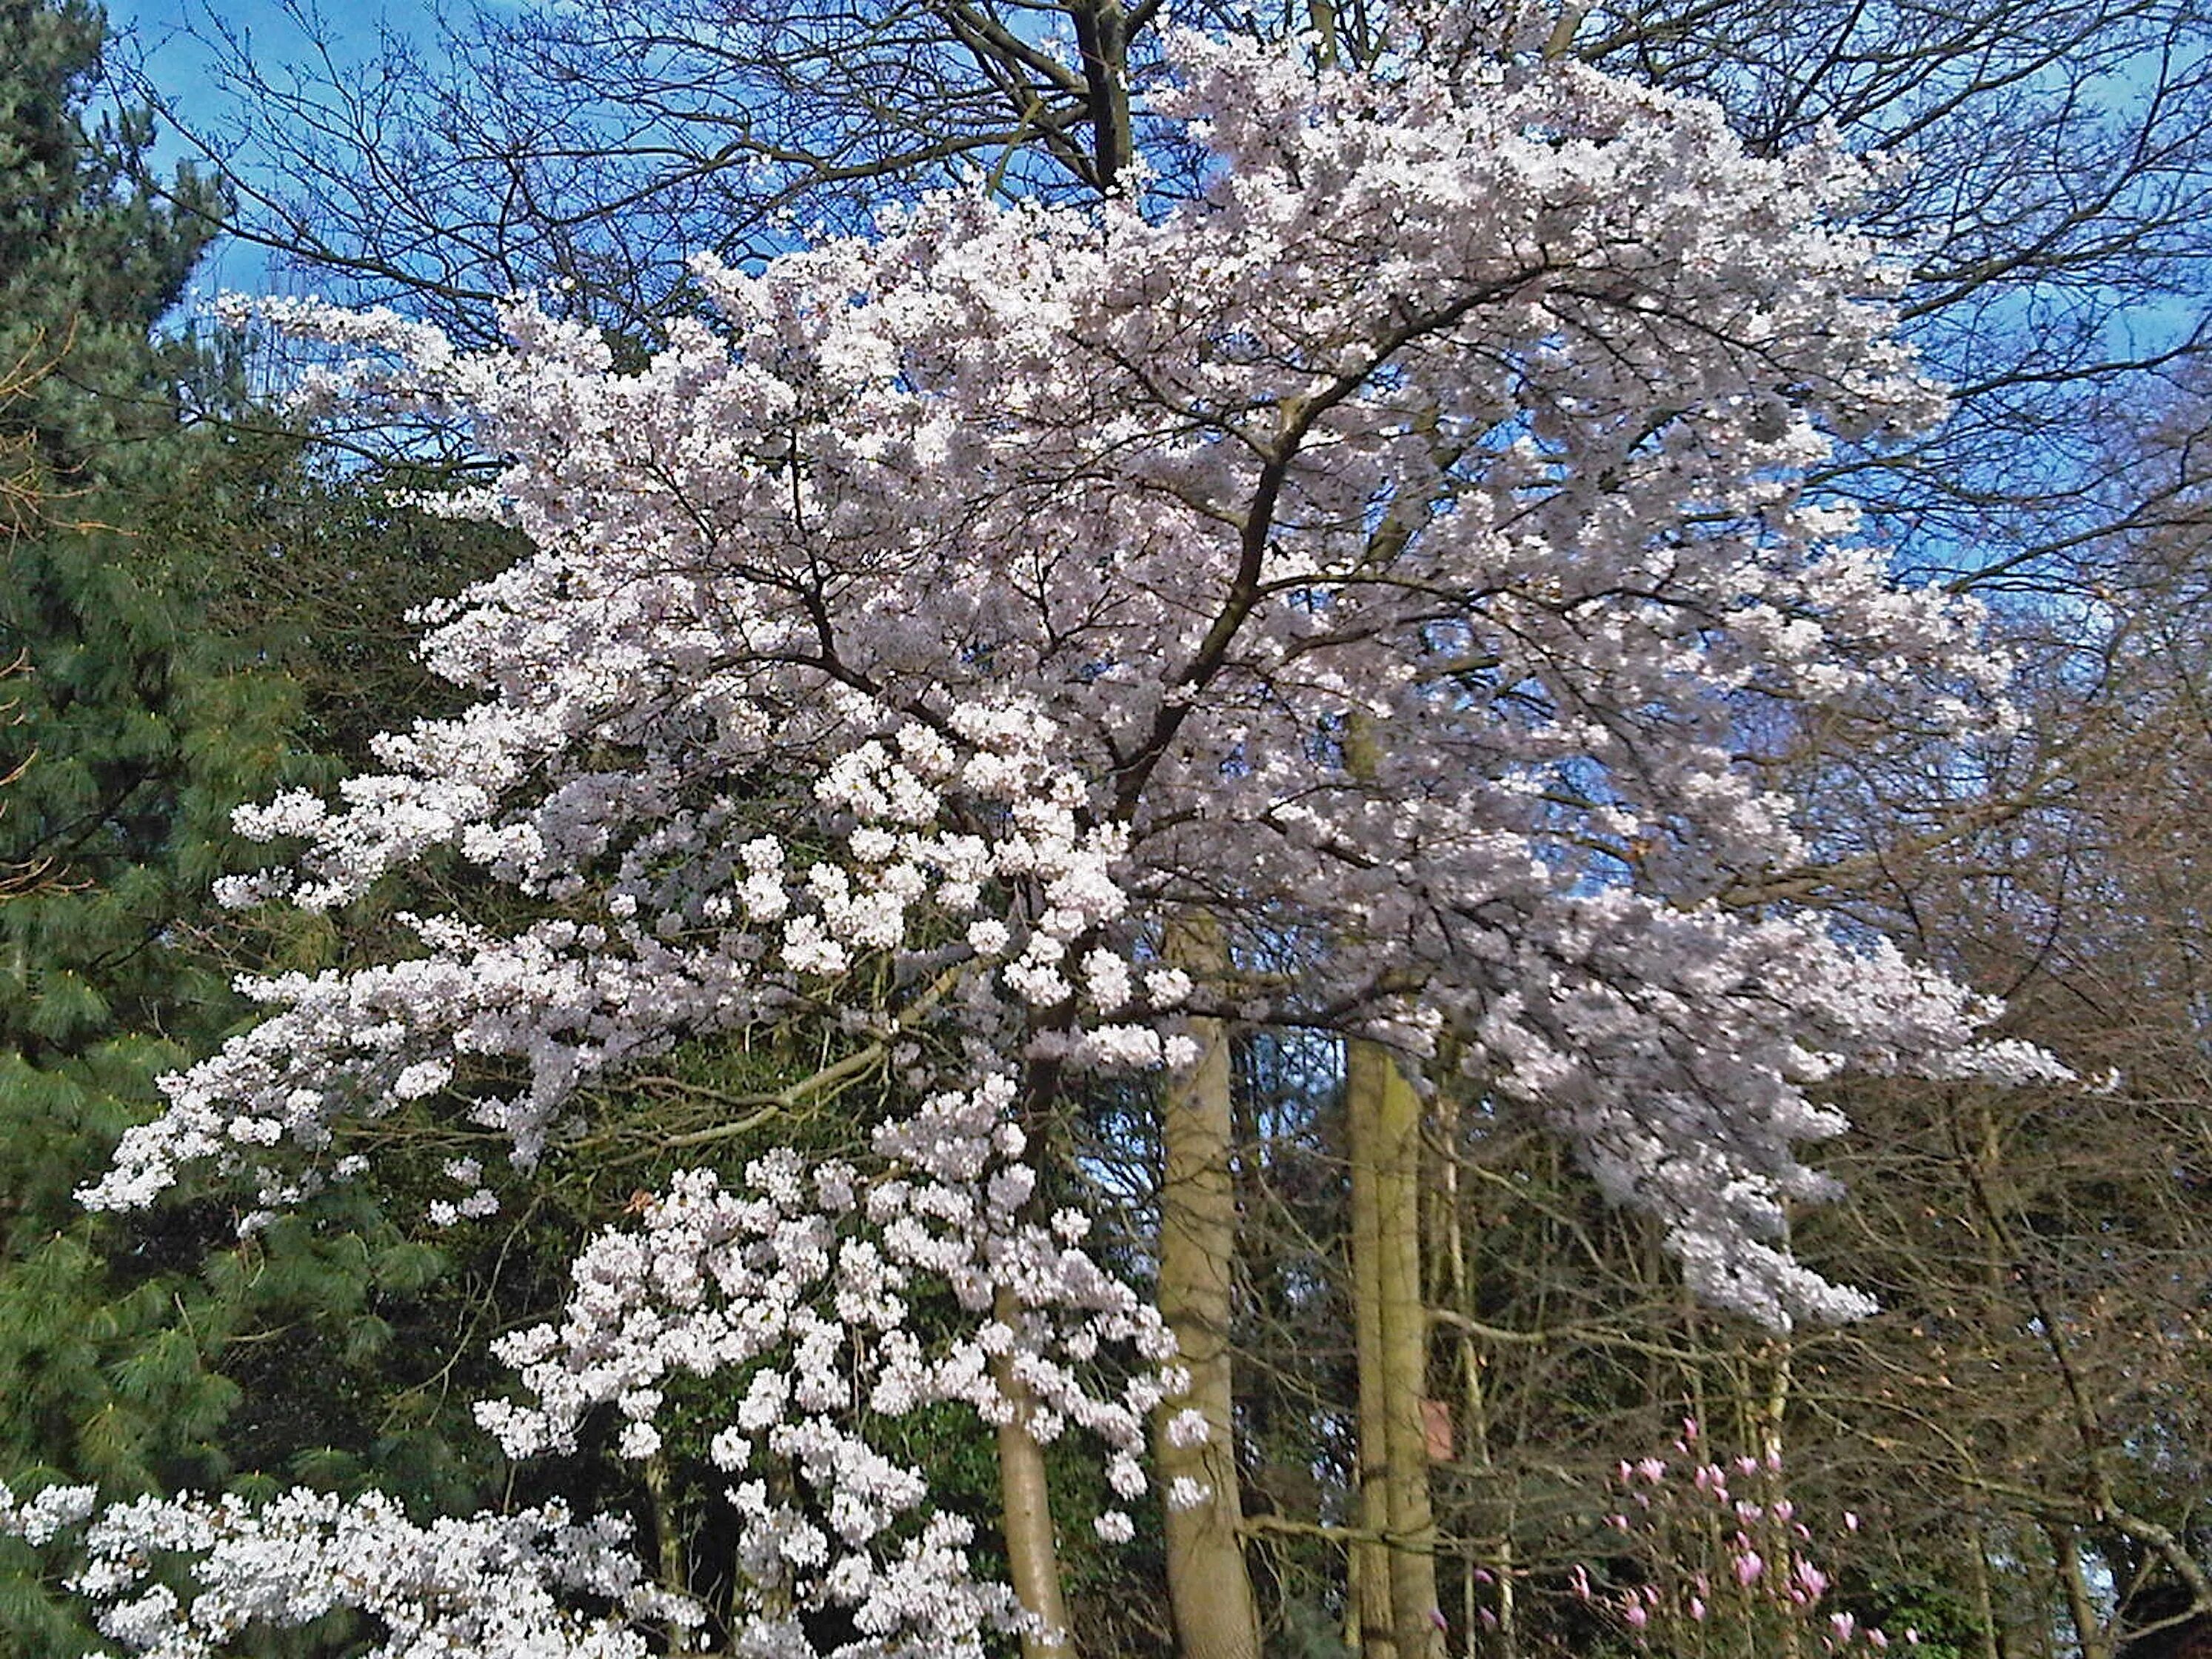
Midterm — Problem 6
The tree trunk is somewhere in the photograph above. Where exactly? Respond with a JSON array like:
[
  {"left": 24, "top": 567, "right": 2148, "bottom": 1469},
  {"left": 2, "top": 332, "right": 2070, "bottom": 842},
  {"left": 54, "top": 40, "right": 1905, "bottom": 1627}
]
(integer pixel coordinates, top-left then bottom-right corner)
[
  {"left": 2051, "top": 1526, "right": 2112, "bottom": 1659},
  {"left": 1156, "top": 913, "right": 1263, "bottom": 1659},
  {"left": 1756, "top": 1342, "right": 1802, "bottom": 1659},
  {"left": 1967, "top": 1524, "right": 2002, "bottom": 1659},
  {"left": 643, "top": 1451, "right": 692, "bottom": 1652},
  {"left": 1351, "top": 1037, "right": 1396, "bottom": 1659},
  {"left": 1442, "top": 1087, "right": 1516, "bottom": 1658},
  {"left": 1347, "top": 1039, "right": 1442, "bottom": 1659},
  {"left": 995, "top": 1283, "right": 1077, "bottom": 1658},
  {"left": 1072, "top": 0, "right": 1131, "bottom": 189}
]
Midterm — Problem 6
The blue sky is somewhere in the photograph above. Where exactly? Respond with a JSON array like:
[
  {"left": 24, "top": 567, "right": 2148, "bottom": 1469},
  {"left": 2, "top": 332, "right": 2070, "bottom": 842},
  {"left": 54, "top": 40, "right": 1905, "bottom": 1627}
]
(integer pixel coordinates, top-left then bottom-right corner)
[
  {"left": 110, "top": 0, "right": 414, "bottom": 106},
  {"left": 104, "top": 0, "right": 424, "bottom": 296}
]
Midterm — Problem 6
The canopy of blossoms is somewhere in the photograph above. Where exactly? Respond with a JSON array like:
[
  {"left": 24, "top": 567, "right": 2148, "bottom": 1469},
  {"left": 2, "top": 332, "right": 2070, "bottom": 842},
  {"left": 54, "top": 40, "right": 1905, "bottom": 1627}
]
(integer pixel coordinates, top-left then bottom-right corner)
[{"left": 12, "top": 13, "right": 2056, "bottom": 1656}]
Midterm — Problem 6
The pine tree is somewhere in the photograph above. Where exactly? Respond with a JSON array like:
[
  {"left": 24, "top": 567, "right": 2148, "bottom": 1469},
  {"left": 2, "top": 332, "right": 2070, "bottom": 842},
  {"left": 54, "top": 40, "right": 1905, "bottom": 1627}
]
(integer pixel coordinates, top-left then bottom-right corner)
[{"left": 0, "top": 3, "right": 304, "bottom": 1647}]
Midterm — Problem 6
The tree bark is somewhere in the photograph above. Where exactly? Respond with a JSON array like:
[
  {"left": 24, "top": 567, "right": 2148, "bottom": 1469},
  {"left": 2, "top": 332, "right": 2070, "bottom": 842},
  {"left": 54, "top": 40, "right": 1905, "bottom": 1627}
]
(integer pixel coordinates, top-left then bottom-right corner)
[
  {"left": 1966, "top": 1524, "right": 2002, "bottom": 1659},
  {"left": 1071, "top": 0, "right": 1132, "bottom": 189},
  {"left": 995, "top": 1283, "right": 1077, "bottom": 1658},
  {"left": 1155, "top": 913, "right": 1263, "bottom": 1659},
  {"left": 1441, "top": 1086, "right": 1516, "bottom": 1658},
  {"left": 2051, "top": 1526, "right": 2113, "bottom": 1659},
  {"left": 1755, "top": 1342, "right": 1802, "bottom": 1659},
  {"left": 643, "top": 1450, "right": 692, "bottom": 1652},
  {"left": 1347, "top": 1039, "right": 1442, "bottom": 1659},
  {"left": 1350, "top": 1036, "right": 1395, "bottom": 1659}
]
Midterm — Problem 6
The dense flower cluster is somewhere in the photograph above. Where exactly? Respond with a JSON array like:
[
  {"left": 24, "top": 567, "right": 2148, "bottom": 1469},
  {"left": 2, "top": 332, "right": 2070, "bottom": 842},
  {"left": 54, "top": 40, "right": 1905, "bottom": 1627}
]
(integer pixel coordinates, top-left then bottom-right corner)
[
  {"left": 51, "top": 7, "right": 2063, "bottom": 1651},
  {"left": 475, "top": 1074, "right": 1185, "bottom": 1655},
  {"left": 149, "top": 23, "right": 2059, "bottom": 1312},
  {"left": 161, "top": 23, "right": 2063, "bottom": 1322},
  {"left": 87, "top": 699, "right": 1179, "bottom": 1218},
  {"left": 0, "top": 1484, "right": 688, "bottom": 1659},
  {"left": 80, "top": 699, "right": 1188, "bottom": 1655},
  {"left": 1572, "top": 1419, "right": 1918, "bottom": 1655}
]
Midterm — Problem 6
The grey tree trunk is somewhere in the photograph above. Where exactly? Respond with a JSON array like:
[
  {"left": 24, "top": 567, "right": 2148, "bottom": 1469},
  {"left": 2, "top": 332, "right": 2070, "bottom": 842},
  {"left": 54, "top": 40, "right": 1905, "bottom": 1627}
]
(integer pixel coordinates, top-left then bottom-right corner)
[
  {"left": 994, "top": 1283, "right": 1077, "bottom": 1658},
  {"left": 1155, "top": 913, "right": 1263, "bottom": 1659},
  {"left": 1347, "top": 1041, "right": 1443, "bottom": 1659}
]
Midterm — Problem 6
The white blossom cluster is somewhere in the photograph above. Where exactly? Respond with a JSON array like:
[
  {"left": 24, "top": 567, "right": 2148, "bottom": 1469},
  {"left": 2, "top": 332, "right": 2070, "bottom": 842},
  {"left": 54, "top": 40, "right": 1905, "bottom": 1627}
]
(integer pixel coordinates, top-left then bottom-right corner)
[
  {"left": 51, "top": 8, "right": 2074, "bottom": 1652},
  {"left": 78, "top": 698, "right": 1195, "bottom": 1651},
  {"left": 0, "top": 1483, "right": 690, "bottom": 1659},
  {"left": 1446, "top": 895, "right": 2057, "bottom": 1321},
  {"left": 85, "top": 698, "right": 1187, "bottom": 1220},
  {"left": 476, "top": 1070, "right": 1183, "bottom": 1656},
  {"left": 0, "top": 1480, "right": 96, "bottom": 1546}
]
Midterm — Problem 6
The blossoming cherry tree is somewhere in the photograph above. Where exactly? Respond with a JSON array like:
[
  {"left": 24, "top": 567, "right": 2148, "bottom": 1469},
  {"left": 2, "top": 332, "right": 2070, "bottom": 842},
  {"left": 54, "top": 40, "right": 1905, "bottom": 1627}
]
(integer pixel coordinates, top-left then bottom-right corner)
[{"left": 7, "top": 13, "right": 2054, "bottom": 1657}]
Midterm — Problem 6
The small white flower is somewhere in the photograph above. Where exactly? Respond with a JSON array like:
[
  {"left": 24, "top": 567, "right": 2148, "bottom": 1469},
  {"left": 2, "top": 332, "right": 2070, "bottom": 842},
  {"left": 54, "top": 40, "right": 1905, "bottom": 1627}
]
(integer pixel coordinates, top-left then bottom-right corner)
[{"left": 1165, "top": 1408, "right": 1210, "bottom": 1449}]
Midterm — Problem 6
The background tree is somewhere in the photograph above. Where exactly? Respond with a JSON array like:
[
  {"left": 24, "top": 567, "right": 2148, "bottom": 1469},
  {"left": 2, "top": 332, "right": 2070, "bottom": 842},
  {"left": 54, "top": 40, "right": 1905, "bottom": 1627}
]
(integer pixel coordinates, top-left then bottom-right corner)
[{"left": 0, "top": 22, "right": 230, "bottom": 1652}]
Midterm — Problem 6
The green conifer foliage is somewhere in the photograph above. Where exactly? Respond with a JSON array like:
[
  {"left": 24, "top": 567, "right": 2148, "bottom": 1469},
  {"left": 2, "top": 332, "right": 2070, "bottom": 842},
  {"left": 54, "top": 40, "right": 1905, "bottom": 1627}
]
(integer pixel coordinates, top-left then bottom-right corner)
[{"left": 0, "top": 4, "right": 303, "bottom": 1648}]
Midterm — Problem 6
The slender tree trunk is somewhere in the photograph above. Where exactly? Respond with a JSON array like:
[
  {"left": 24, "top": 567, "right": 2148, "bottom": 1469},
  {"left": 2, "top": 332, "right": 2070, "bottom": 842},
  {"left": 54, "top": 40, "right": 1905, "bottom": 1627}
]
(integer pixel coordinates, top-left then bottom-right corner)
[
  {"left": 1155, "top": 912, "right": 1263, "bottom": 1659},
  {"left": 1340, "top": 708, "right": 1437, "bottom": 1658},
  {"left": 1348, "top": 1039, "right": 1442, "bottom": 1659},
  {"left": 1967, "top": 1523, "right": 2003, "bottom": 1659},
  {"left": 643, "top": 1451, "right": 692, "bottom": 1652},
  {"left": 1072, "top": 0, "right": 1131, "bottom": 188},
  {"left": 2050, "top": 1526, "right": 2112, "bottom": 1659},
  {"left": 1378, "top": 1049, "right": 1441, "bottom": 1659},
  {"left": 1307, "top": 0, "right": 1340, "bottom": 64},
  {"left": 995, "top": 1283, "right": 1076, "bottom": 1658},
  {"left": 1757, "top": 1341, "right": 1802, "bottom": 1659},
  {"left": 1350, "top": 1038, "right": 1396, "bottom": 1659},
  {"left": 1443, "top": 1090, "right": 1515, "bottom": 1658}
]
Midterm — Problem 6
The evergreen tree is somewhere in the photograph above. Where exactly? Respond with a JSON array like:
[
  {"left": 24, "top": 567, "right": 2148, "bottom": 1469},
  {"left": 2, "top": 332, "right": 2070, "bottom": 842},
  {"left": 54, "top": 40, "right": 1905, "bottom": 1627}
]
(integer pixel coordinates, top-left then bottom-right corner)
[{"left": 0, "top": 3, "right": 303, "bottom": 1646}]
